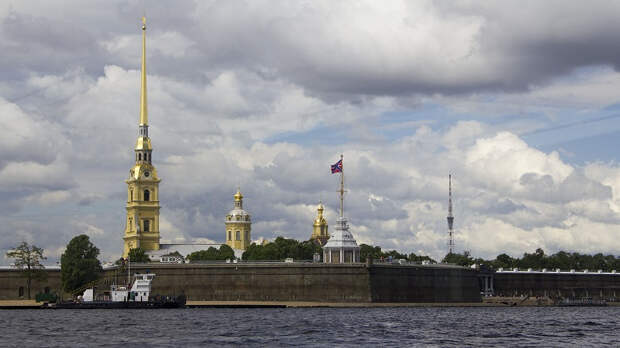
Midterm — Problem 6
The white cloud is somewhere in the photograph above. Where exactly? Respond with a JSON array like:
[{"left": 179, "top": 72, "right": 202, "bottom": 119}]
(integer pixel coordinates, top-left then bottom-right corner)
[{"left": 3, "top": 1, "right": 620, "bottom": 265}]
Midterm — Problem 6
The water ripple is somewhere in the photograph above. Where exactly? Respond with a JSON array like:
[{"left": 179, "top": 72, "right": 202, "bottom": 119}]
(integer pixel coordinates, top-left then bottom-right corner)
[{"left": 0, "top": 307, "right": 619, "bottom": 347}]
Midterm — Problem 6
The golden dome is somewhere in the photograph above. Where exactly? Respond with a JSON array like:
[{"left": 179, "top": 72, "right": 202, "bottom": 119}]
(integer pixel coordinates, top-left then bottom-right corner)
[
  {"left": 313, "top": 201, "right": 327, "bottom": 226},
  {"left": 234, "top": 188, "right": 243, "bottom": 201}
]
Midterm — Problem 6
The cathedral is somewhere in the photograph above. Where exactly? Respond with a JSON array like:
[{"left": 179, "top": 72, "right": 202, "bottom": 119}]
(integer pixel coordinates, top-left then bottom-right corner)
[
  {"left": 122, "top": 17, "right": 161, "bottom": 258},
  {"left": 121, "top": 18, "right": 358, "bottom": 263},
  {"left": 122, "top": 18, "right": 252, "bottom": 260}
]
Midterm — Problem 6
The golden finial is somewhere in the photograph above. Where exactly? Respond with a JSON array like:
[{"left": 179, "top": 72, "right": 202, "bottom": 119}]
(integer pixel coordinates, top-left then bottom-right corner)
[
  {"left": 234, "top": 187, "right": 243, "bottom": 201},
  {"left": 139, "top": 16, "right": 148, "bottom": 126}
]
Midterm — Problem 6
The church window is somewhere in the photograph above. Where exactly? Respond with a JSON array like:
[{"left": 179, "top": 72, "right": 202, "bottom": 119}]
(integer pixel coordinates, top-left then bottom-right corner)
[
  {"left": 143, "top": 220, "right": 150, "bottom": 232},
  {"left": 236, "top": 231, "right": 240, "bottom": 240},
  {"left": 130, "top": 190, "right": 133, "bottom": 201},
  {"left": 139, "top": 153, "right": 142, "bottom": 161},
  {"left": 228, "top": 231, "right": 231, "bottom": 241},
  {"left": 144, "top": 190, "right": 150, "bottom": 201},
  {"left": 18, "top": 286, "right": 24, "bottom": 297}
]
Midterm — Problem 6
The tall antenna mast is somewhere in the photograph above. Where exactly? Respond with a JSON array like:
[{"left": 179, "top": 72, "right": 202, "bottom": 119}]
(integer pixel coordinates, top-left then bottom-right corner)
[{"left": 447, "top": 174, "right": 455, "bottom": 254}]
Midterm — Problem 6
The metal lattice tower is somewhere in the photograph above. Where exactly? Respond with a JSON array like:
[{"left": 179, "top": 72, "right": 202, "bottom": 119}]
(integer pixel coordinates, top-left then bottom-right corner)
[{"left": 447, "top": 174, "right": 455, "bottom": 254}]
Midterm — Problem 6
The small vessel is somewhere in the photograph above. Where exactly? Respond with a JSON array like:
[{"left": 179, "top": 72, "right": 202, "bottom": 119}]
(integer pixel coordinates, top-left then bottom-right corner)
[
  {"left": 558, "top": 297, "right": 607, "bottom": 307},
  {"left": 49, "top": 273, "right": 185, "bottom": 309}
]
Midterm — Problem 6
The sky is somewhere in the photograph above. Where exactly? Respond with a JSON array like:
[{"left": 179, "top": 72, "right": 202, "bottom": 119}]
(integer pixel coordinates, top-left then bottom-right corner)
[{"left": 3, "top": 0, "right": 620, "bottom": 264}]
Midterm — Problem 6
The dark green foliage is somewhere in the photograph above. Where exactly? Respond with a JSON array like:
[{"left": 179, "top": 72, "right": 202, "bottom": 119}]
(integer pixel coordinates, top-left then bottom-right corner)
[
  {"left": 493, "top": 253, "right": 516, "bottom": 269},
  {"left": 408, "top": 253, "right": 437, "bottom": 264},
  {"left": 359, "top": 243, "right": 435, "bottom": 263},
  {"left": 60, "top": 235, "right": 102, "bottom": 293},
  {"left": 219, "top": 244, "right": 235, "bottom": 260},
  {"left": 441, "top": 248, "right": 620, "bottom": 271},
  {"left": 5, "top": 242, "right": 47, "bottom": 299},
  {"left": 359, "top": 244, "right": 383, "bottom": 262},
  {"left": 187, "top": 244, "right": 236, "bottom": 261},
  {"left": 442, "top": 251, "right": 474, "bottom": 266},
  {"left": 242, "top": 237, "right": 322, "bottom": 261},
  {"left": 164, "top": 251, "right": 183, "bottom": 258},
  {"left": 128, "top": 247, "right": 150, "bottom": 263}
]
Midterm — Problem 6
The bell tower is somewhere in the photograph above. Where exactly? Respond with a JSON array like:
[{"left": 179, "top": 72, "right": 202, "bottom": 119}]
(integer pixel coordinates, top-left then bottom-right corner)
[
  {"left": 311, "top": 201, "right": 329, "bottom": 245},
  {"left": 123, "top": 17, "right": 161, "bottom": 257},
  {"left": 225, "top": 188, "right": 252, "bottom": 251}
]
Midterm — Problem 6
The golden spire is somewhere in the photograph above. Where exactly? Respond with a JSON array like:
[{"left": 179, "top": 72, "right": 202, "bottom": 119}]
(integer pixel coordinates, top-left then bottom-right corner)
[
  {"left": 139, "top": 16, "right": 148, "bottom": 126},
  {"left": 234, "top": 187, "right": 244, "bottom": 209}
]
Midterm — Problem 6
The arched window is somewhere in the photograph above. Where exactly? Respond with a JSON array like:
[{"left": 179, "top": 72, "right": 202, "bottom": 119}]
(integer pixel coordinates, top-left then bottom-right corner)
[
  {"left": 144, "top": 190, "right": 150, "bottom": 201},
  {"left": 236, "top": 231, "right": 240, "bottom": 241},
  {"left": 143, "top": 220, "right": 150, "bottom": 232},
  {"left": 18, "top": 286, "right": 24, "bottom": 297},
  {"left": 138, "top": 153, "right": 142, "bottom": 161},
  {"left": 130, "top": 190, "right": 133, "bottom": 201},
  {"left": 228, "top": 231, "right": 232, "bottom": 241}
]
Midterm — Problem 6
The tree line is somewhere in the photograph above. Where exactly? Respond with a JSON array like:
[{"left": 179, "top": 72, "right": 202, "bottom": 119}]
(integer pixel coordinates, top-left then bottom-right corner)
[
  {"left": 442, "top": 248, "right": 620, "bottom": 271},
  {"left": 242, "top": 237, "right": 322, "bottom": 261},
  {"left": 359, "top": 244, "right": 436, "bottom": 263}
]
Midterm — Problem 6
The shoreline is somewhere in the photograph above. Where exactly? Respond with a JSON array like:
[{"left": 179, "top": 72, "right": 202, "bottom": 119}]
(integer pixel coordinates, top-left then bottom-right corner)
[{"left": 2, "top": 299, "right": 618, "bottom": 309}]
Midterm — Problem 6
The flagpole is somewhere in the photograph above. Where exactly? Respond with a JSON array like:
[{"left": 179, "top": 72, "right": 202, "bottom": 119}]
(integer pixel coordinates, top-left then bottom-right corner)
[{"left": 340, "top": 154, "right": 344, "bottom": 218}]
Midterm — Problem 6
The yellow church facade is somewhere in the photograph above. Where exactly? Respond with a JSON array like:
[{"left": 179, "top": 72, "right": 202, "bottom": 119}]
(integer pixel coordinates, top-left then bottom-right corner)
[
  {"left": 122, "top": 17, "right": 161, "bottom": 258},
  {"left": 310, "top": 202, "right": 329, "bottom": 245},
  {"left": 225, "top": 189, "right": 252, "bottom": 250},
  {"left": 121, "top": 18, "right": 262, "bottom": 258}
]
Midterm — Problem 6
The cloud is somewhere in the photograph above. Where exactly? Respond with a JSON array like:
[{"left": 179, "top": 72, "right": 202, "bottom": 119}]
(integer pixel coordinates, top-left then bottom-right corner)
[{"left": 3, "top": 1, "right": 620, "bottom": 265}]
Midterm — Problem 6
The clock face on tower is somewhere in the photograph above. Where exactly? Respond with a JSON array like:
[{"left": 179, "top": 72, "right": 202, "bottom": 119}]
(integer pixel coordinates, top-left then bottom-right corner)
[{"left": 144, "top": 171, "right": 150, "bottom": 178}]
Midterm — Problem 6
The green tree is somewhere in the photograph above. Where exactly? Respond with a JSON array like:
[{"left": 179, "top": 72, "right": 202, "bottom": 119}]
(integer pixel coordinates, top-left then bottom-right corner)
[
  {"left": 442, "top": 251, "right": 474, "bottom": 266},
  {"left": 408, "top": 253, "right": 436, "bottom": 264},
  {"left": 5, "top": 242, "right": 47, "bottom": 299},
  {"left": 359, "top": 244, "right": 382, "bottom": 262},
  {"left": 493, "top": 253, "right": 516, "bottom": 269},
  {"left": 242, "top": 237, "right": 321, "bottom": 261},
  {"left": 218, "top": 244, "right": 235, "bottom": 260},
  {"left": 127, "top": 247, "right": 150, "bottom": 263},
  {"left": 60, "top": 235, "right": 102, "bottom": 293},
  {"left": 383, "top": 250, "right": 408, "bottom": 260},
  {"left": 188, "top": 245, "right": 236, "bottom": 261}
]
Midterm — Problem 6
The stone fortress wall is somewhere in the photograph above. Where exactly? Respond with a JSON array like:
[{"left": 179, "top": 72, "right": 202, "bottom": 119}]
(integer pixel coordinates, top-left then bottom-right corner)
[
  {"left": 2, "top": 263, "right": 619, "bottom": 302},
  {"left": 0, "top": 263, "right": 480, "bottom": 302}
]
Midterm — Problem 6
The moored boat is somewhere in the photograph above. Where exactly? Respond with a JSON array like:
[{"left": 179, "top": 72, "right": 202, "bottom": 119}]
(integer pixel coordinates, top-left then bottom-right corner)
[{"left": 48, "top": 273, "right": 185, "bottom": 309}]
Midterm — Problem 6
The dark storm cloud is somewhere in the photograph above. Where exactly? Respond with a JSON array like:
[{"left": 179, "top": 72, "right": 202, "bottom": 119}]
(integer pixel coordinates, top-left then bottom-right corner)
[{"left": 7, "top": 1, "right": 620, "bottom": 100}]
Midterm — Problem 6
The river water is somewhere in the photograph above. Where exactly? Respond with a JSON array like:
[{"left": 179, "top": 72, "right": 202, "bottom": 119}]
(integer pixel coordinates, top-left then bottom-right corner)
[{"left": 1, "top": 307, "right": 618, "bottom": 347}]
